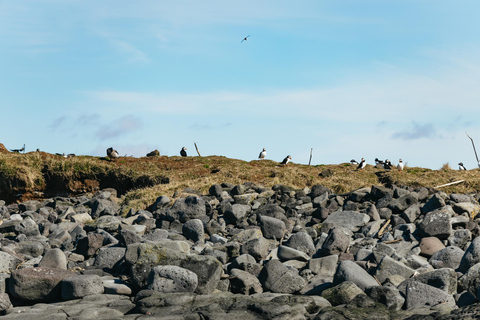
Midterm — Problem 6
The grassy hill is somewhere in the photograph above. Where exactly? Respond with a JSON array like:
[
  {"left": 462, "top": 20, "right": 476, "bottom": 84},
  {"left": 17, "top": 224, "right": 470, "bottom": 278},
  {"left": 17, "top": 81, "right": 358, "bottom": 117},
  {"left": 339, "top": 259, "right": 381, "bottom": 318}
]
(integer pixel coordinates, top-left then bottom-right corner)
[{"left": 1, "top": 143, "right": 480, "bottom": 212}]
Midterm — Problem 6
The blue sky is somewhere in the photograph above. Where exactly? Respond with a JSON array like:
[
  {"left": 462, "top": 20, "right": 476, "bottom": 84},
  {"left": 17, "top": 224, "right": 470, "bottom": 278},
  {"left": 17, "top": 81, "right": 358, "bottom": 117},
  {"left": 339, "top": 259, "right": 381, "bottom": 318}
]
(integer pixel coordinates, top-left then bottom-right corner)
[{"left": 2, "top": 1, "right": 480, "bottom": 169}]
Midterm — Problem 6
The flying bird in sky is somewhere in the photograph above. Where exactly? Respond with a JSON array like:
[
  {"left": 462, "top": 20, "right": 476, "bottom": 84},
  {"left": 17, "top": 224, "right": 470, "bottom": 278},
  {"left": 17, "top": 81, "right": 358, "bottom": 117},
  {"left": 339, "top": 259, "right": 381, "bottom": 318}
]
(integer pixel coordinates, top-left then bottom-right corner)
[{"left": 241, "top": 35, "right": 250, "bottom": 43}]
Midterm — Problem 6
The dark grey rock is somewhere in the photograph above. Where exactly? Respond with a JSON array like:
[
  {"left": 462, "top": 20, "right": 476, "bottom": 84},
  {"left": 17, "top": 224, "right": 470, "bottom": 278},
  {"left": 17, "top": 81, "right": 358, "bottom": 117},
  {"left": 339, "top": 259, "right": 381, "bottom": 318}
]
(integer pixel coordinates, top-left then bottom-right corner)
[
  {"left": 284, "top": 231, "right": 316, "bottom": 256},
  {"left": 366, "top": 285, "right": 405, "bottom": 311},
  {"left": 0, "top": 293, "right": 12, "bottom": 315},
  {"left": 259, "top": 259, "right": 305, "bottom": 294},
  {"left": 90, "top": 198, "right": 120, "bottom": 219},
  {"left": 321, "top": 227, "right": 350, "bottom": 256},
  {"left": 15, "top": 217, "right": 40, "bottom": 237},
  {"left": 182, "top": 219, "right": 205, "bottom": 243},
  {"left": 459, "top": 236, "right": 480, "bottom": 273},
  {"left": 119, "top": 229, "right": 142, "bottom": 246},
  {"left": 398, "top": 268, "right": 457, "bottom": 296},
  {"left": 259, "top": 215, "right": 286, "bottom": 240},
  {"left": 0, "top": 251, "right": 22, "bottom": 273},
  {"left": 388, "top": 194, "right": 418, "bottom": 214},
  {"left": 229, "top": 268, "right": 263, "bottom": 295},
  {"left": 375, "top": 256, "right": 415, "bottom": 284},
  {"left": 151, "top": 195, "right": 171, "bottom": 211},
  {"left": 404, "top": 281, "right": 455, "bottom": 309},
  {"left": 75, "top": 232, "right": 104, "bottom": 258},
  {"left": 166, "top": 196, "right": 207, "bottom": 222},
  {"left": 240, "top": 237, "right": 272, "bottom": 262},
  {"left": 61, "top": 275, "right": 104, "bottom": 300},
  {"left": 38, "top": 248, "right": 67, "bottom": 270},
  {"left": 333, "top": 260, "right": 378, "bottom": 290},
  {"left": 310, "top": 185, "right": 331, "bottom": 198},
  {"left": 429, "top": 246, "right": 464, "bottom": 270},
  {"left": 321, "top": 281, "right": 365, "bottom": 306},
  {"left": 323, "top": 210, "right": 369, "bottom": 232},
  {"left": 417, "top": 208, "right": 452, "bottom": 240},
  {"left": 277, "top": 245, "right": 309, "bottom": 261},
  {"left": 147, "top": 265, "right": 198, "bottom": 293},
  {"left": 9, "top": 267, "right": 75, "bottom": 302},
  {"left": 422, "top": 194, "right": 446, "bottom": 214},
  {"left": 94, "top": 247, "right": 126, "bottom": 271},
  {"left": 224, "top": 203, "right": 251, "bottom": 225}
]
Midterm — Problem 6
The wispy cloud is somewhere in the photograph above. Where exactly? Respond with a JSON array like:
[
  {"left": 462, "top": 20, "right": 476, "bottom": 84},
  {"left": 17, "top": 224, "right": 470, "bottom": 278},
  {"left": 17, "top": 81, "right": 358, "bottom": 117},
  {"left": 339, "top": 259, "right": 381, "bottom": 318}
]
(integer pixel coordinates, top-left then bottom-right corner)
[
  {"left": 96, "top": 114, "right": 143, "bottom": 140},
  {"left": 110, "top": 40, "right": 149, "bottom": 62},
  {"left": 47, "top": 116, "right": 68, "bottom": 131},
  {"left": 392, "top": 122, "right": 438, "bottom": 140}
]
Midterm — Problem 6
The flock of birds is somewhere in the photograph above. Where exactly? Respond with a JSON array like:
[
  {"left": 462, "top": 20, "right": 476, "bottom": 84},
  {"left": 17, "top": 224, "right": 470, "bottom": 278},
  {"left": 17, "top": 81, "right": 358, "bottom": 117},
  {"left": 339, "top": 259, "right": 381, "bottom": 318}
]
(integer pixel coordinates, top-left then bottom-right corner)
[{"left": 6, "top": 144, "right": 473, "bottom": 170}]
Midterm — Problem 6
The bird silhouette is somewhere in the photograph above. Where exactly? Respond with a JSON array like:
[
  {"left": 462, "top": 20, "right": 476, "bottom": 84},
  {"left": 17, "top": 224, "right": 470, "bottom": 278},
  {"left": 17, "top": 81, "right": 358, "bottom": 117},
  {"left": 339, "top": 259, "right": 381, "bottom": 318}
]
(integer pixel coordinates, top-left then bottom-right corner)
[
  {"left": 10, "top": 144, "right": 25, "bottom": 153},
  {"left": 459, "top": 162, "right": 467, "bottom": 170},
  {"left": 241, "top": 35, "right": 250, "bottom": 43},
  {"left": 280, "top": 155, "right": 291, "bottom": 165},
  {"left": 397, "top": 159, "right": 404, "bottom": 171},
  {"left": 180, "top": 147, "right": 187, "bottom": 157},
  {"left": 107, "top": 147, "right": 119, "bottom": 161},
  {"left": 258, "top": 148, "right": 266, "bottom": 160},
  {"left": 356, "top": 158, "right": 366, "bottom": 171}
]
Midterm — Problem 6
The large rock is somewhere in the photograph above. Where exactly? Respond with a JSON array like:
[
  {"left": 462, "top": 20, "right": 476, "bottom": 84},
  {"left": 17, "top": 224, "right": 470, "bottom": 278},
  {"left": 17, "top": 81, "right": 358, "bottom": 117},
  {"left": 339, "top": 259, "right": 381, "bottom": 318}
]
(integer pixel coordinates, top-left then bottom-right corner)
[
  {"left": 182, "top": 219, "right": 205, "bottom": 243},
  {"left": 323, "top": 210, "right": 369, "bottom": 232},
  {"left": 61, "top": 275, "right": 104, "bottom": 300},
  {"left": 0, "top": 293, "right": 12, "bottom": 315},
  {"left": 284, "top": 231, "right": 316, "bottom": 256},
  {"left": 258, "top": 259, "right": 306, "bottom": 294},
  {"left": 229, "top": 269, "right": 263, "bottom": 295},
  {"left": 147, "top": 265, "right": 198, "bottom": 293},
  {"left": 388, "top": 194, "right": 418, "bottom": 214},
  {"left": 417, "top": 208, "right": 452, "bottom": 240},
  {"left": 165, "top": 196, "right": 207, "bottom": 222},
  {"left": 404, "top": 281, "right": 456, "bottom": 310},
  {"left": 90, "top": 198, "right": 120, "bottom": 219},
  {"left": 459, "top": 236, "right": 480, "bottom": 273},
  {"left": 366, "top": 285, "right": 405, "bottom": 311},
  {"left": 224, "top": 204, "right": 251, "bottom": 225},
  {"left": 240, "top": 236, "right": 272, "bottom": 262},
  {"left": 429, "top": 246, "right": 464, "bottom": 270},
  {"left": 259, "top": 215, "right": 286, "bottom": 240},
  {"left": 321, "top": 281, "right": 365, "bottom": 306},
  {"left": 75, "top": 232, "right": 104, "bottom": 258},
  {"left": 38, "top": 248, "right": 67, "bottom": 270},
  {"left": 0, "top": 251, "right": 21, "bottom": 273},
  {"left": 320, "top": 227, "right": 350, "bottom": 256},
  {"left": 9, "top": 267, "right": 75, "bottom": 302},
  {"left": 93, "top": 247, "right": 126, "bottom": 271},
  {"left": 333, "top": 260, "right": 378, "bottom": 290},
  {"left": 375, "top": 256, "right": 415, "bottom": 284},
  {"left": 398, "top": 268, "right": 457, "bottom": 296},
  {"left": 125, "top": 243, "right": 222, "bottom": 294}
]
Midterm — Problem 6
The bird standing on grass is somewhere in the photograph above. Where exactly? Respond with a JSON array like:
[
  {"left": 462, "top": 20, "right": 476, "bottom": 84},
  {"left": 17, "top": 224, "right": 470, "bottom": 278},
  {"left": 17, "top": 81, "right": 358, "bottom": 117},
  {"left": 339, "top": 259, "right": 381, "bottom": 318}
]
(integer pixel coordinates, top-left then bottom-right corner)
[
  {"left": 10, "top": 144, "right": 25, "bottom": 153},
  {"left": 397, "top": 159, "right": 404, "bottom": 171},
  {"left": 383, "top": 160, "right": 393, "bottom": 170},
  {"left": 357, "top": 158, "right": 366, "bottom": 171},
  {"left": 258, "top": 148, "right": 266, "bottom": 160},
  {"left": 107, "top": 147, "right": 119, "bottom": 161},
  {"left": 459, "top": 162, "right": 467, "bottom": 170},
  {"left": 350, "top": 159, "right": 358, "bottom": 165},
  {"left": 180, "top": 147, "right": 187, "bottom": 157},
  {"left": 280, "top": 155, "right": 292, "bottom": 165}
]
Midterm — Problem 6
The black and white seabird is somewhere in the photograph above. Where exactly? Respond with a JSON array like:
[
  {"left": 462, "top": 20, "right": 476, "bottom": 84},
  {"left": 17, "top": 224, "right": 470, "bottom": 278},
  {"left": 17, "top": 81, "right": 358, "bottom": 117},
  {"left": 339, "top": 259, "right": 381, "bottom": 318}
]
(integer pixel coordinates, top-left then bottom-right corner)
[
  {"left": 280, "top": 155, "right": 292, "bottom": 165},
  {"left": 356, "top": 158, "right": 366, "bottom": 170},
  {"left": 180, "top": 147, "right": 187, "bottom": 157},
  {"left": 350, "top": 159, "right": 358, "bottom": 165},
  {"left": 459, "top": 162, "right": 467, "bottom": 170},
  {"left": 241, "top": 35, "right": 250, "bottom": 43},
  {"left": 258, "top": 148, "right": 266, "bottom": 160},
  {"left": 10, "top": 144, "right": 25, "bottom": 153},
  {"left": 397, "top": 159, "right": 404, "bottom": 171},
  {"left": 383, "top": 159, "right": 393, "bottom": 170},
  {"left": 107, "top": 147, "right": 119, "bottom": 161},
  {"left": 375, "top": 158, "right": 385, "bottom": 166}
]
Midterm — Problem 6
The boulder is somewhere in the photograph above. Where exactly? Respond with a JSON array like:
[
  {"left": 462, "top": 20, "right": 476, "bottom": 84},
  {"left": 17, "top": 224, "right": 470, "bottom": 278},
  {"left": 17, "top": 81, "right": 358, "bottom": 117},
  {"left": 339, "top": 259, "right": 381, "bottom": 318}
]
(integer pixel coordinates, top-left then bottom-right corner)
[
  {"left": 38, "top": 248, "right": 67, "bottom": 270},
  {"left": 0, "top": 251, "right": 21, "bottom": 273},
  {"left": 429, "top": 246, "right": 464, "bottom": 270},
  {"left": 277, "top": 245, "right": 310, "bottom": 262},
  {"left": 125, "top": 243, "right": 222, "bottom": 294},
  {"left": 366, "top": 285, "right": 405, "bottom": 311},
  {"left": 61, "top": 275, "right": 104, "bottom": 300},
  {"left": 417, "top": 208, "right": 452, "bottom": 240},
  {"left": 9, "top": 267, "right": 75, "bottom": 302},
  {"left": 375, "top": 256, "right": 415, "bottom": 284},
  {"left": 284, "top": 231, "right": 316, "bottom": 256},
  {"left": 460, "top": 236, "right": 480, "bottom": 273},
  {"left": 93, "top": 247, "right": 126, "bottom": 271},
  {"left": 419, "top": 236, "right": 445, "bottom": 258},
  {"left": 182, "top": 219, "right": 205, "bottom": 243},
  {"left": 259, "top": 215, "right": 286, "bottom": 240},
  {"left": 258, "top": 259, "right": 306, "bottom": 294},
  {"left": 333, "top": 260, "right": 378, "bottom": 290},
  {"left": 404, "top": 281, "right": 456, "bottom": 310},
  {"left": 323, "top": 210, "right": 369, "bottom": 232},
  {"left": 0, "top": 293, "right": 12, "bottom": 315},
  {"left": 321, "top": 281, "right": 365, "bottom": 306},
  {"left": 166, "top": 196, "right": 207, "bottom": 222},
  {"left": 224, "top": 204, "right": 250, "bottom": 225},
  {"left": 320, "top": 227, "right": 350, "bottom": 256},
  {"left": 147, "top": 265, "right": 198, "bottom": 293},
  {"left": 229, "top": 269, "right": 263, "bottom": 295}
]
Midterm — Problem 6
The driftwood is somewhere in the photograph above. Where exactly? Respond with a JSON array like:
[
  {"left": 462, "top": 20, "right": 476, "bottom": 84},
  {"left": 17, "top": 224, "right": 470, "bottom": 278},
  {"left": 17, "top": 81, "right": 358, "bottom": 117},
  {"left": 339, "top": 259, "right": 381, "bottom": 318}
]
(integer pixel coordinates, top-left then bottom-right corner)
[
  {"left": 466, "top": 132, "right": 480, "bottom": 168},
  {"left": 194, "top": 142, "right": 201, "bottom": 156},
  {"left": 377, "top": 219, "right": 390, "bottom": 238},
  {"left": 434, "top": 180, "right": 465, "bottom": 189},
  {"left": 308, "top": 148, "right": 313, "bottom": 166}
]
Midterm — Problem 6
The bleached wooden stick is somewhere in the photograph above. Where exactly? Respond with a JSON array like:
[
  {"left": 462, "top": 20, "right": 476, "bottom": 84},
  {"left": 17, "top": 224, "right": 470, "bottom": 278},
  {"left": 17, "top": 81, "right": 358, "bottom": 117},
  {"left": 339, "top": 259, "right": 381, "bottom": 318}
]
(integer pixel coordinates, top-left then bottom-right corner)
[
  {"left": 466, "top": 132, "right": 480, "bottom": 168},
  {"left": 434, "top": 180, "right": 465, "bottom": 188}
]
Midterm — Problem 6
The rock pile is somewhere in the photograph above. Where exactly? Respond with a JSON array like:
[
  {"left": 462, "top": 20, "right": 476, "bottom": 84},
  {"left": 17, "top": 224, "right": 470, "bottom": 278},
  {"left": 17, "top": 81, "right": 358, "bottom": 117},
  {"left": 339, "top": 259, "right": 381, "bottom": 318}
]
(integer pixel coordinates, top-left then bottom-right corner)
[{"left": 1, "top": 183, "right": 480, "bottom": 319}]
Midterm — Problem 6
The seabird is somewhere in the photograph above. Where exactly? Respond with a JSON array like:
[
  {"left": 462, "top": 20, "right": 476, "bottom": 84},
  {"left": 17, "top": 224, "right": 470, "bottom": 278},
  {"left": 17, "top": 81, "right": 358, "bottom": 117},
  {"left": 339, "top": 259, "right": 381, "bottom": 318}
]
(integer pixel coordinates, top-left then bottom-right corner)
[
  {"left": 459, "top": 162, "right": 467, "bottom": 170},
  {"left": 375, "top": 158, "right": 384, "bottom": 166},
  {"left": 241, "top": 35, "right": 250, "bottom": 43},
  {"left": 350, "top": 159, "right": 358, "bottom": 165},
  {"left": 383, "top": 159, "right": 393, "bottom": 170},
  {"left": 67, "top": 154, "right": 76, "bottom": 158},
  {"left": 356, "top": 158, "right": 366, "bottom": 171},
  {"left": 280, "top": 155, "right": 292, "bottom": 165},
  {"left": 258, "top": 148, "right": 266, "bottom": 160},
  {"left": 55, "top": 153, "right": 67, "bottom": 158},
  {"left": 10, "top": 144, "right": 25, "bottom": 153},
  {"left": 397, "top": 159, "right": 404, "bottom": 171},
  {"left": 106, "top": 147, "right": 119, "bottom": 161},
  {"left": 180, "top": 147, "right": 187, "bottom": 157}
]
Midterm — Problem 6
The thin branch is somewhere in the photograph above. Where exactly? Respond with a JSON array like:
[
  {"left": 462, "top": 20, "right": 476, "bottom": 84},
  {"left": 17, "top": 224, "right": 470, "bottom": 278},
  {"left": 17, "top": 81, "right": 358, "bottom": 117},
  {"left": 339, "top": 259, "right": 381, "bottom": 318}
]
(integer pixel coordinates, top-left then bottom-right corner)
[
  {"left": 194, "top": 142, "right": 201, "bottom": 156},
  {"left": 466, "top": 131, "right": 480, "bottom": 165},
  {"left": 434, "top": 180, "right": 465, "bottom": 189},
  {"left": 308, "top": 148, "right": 313, "bottom": 166}
]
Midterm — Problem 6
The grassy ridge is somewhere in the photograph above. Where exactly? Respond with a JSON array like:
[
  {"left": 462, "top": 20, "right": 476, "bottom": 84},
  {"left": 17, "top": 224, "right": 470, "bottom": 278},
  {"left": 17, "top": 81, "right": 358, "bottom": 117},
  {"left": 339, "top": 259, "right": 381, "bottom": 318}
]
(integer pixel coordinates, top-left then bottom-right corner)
[{"left": 1, "top": 148, "right": 480, "bottom": 211}]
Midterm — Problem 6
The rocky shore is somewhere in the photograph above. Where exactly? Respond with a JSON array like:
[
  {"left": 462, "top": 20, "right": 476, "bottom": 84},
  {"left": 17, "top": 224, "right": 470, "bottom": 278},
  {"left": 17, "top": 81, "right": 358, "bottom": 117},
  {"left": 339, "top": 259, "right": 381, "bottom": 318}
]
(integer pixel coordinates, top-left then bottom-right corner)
[{"left": 1, "top": 182, "right": 480, "bottom": 319}]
